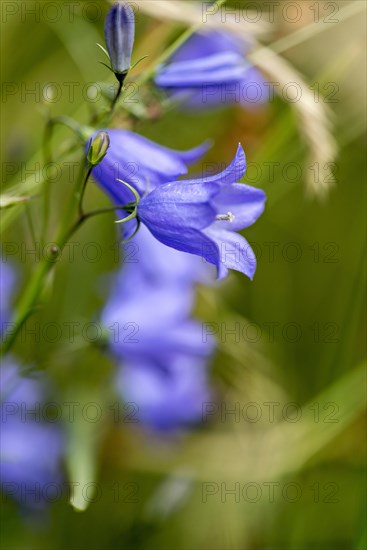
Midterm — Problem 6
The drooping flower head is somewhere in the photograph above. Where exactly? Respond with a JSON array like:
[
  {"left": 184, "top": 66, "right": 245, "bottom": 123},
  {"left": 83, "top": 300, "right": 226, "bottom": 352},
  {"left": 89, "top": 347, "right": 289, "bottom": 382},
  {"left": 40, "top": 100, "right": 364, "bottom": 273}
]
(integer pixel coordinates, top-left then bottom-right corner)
[
  {"left": 104, "top": 2, "right": 135, "bottom": 81},
  {"left": 155, "top": 30, "right": 268, "bottom": 110},
  {"left": 91, "top": 129, "right": 210, "bottom": 205},
  {"left": 137, "top": 145, "right": 266, "bottom": 279}
]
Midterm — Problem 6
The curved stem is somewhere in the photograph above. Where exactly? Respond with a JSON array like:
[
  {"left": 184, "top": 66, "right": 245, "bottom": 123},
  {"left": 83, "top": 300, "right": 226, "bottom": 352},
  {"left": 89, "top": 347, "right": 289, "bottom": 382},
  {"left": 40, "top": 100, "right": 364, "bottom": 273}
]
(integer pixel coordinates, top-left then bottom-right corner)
[
  {"left": 4, "top": 0, "right": 228, "bottom": 235},
  {"left": 51, "top": 115, "right": 92, "bottom": 141},
  {"left": 41, "top": 116, "right": 93, "bottom": 244},
  {"left": 1, "top": 159, "right": 86, "bottom": 356},
  {"left": 1, "top": 0, "right": 228, "bottom": 355},
  {"left": 1, "top": 198, "right": 139, "bottom": 355}
]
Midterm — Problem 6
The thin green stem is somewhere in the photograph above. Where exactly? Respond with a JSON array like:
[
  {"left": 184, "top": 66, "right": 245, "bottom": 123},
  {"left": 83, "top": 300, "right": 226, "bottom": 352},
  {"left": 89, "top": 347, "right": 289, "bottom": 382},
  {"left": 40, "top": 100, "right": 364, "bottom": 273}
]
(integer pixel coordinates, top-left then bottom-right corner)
[
  {"left": 105, "top": 0, "right": 227, "bottom": 121},
  {"left": 135, "top": 28, "right": 198, "bottom": 87},
  {"left": 55, "top": 159, "right": 85, "bottom": 243},
  {"left": 1, "top": 197, "right": 139, "bottom": 355},
  {"left": 1, "top": 0, "right": 228, "bottom": 355},
  {"left": 25, "top": 202, "right": 37, "bottom": 248},
  {"left": 110, "top": 78, "right": 124, "bottom": 116},
  {"left": 84, "top": 204, "right": 136, "bottom": 220},
  {"left": 1, "top": 251, "right": 59, "bottom": 355},
  {"left": 51, "top": 115, "right": 91, "bottom": 142},
  {"left": 1, "top": 209, "right": 89, "bottom": 355},
  {"left": 133, "top": 0, "right": 228, "bottom": 87},
  {"left": 78, "top": 165, "right": 93, "bottom": 218},
  {"left": 41, "top": 116, "right": 93, "bottom": 243},
  {"left": 1, "top": 160, "right": 85, "bottom": 355},
  {"left": 42, "top": 118, "right": 53, "bottom": 245},
  {"left": 4, "top": 0, "right": 228, "bottom": 233}
]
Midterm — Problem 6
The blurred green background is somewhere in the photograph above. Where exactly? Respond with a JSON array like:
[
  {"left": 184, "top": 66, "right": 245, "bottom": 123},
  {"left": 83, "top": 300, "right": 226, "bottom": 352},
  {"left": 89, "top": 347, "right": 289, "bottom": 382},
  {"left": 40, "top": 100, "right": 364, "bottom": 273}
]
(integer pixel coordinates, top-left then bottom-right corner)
[{"left": 1, "top": 1, "right": 366, "bottom": 549}]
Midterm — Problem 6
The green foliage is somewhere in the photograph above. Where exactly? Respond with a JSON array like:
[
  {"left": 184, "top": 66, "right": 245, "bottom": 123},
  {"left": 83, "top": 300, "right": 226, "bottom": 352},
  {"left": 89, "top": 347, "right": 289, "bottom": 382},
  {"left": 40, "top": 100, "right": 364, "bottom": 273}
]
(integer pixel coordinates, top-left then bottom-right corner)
[{"left": 1, "top": 1, "right": 365, "bottom": 549}]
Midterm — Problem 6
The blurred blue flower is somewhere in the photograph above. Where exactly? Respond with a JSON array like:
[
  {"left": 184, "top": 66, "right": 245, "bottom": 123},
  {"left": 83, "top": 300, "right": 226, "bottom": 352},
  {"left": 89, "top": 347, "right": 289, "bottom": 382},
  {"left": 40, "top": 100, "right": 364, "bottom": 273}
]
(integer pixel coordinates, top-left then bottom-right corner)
[
  {"left": 0, "top": 358, "right": 63, "bottom": 509},
  {"left": 0, "top": 260, "right": 16, "bottom": 329},
  {"left": 102, "top": 226, "right": 215, "bottom": 433},
  {"left": 103, "top": 284, "right": 214, "bottom": 432},
  {"left": 91, "top": 129, "right": 210, "bottom": 204},
  {"left": 155, "top": 30, "right": 268, "bottom": 110},
  {"left": 102, "top": 257, "right": 213, "bottom": 362},
  {"left": 104, "top": 2, "right": 135, "bottom": 78},
  {"left": 116, "top": 354, "right": 211, "bottom": 432},
  {"left": 138, "top": 144, "right": 266, "bottom": 279}
]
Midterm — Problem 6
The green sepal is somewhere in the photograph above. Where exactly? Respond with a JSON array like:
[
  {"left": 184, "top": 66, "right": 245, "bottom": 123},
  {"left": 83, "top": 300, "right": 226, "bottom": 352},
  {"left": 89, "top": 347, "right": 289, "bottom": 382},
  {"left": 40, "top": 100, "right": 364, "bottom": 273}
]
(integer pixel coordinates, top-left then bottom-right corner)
[{"left": 96, "top": 42, "right": 110, "bottom": 59}]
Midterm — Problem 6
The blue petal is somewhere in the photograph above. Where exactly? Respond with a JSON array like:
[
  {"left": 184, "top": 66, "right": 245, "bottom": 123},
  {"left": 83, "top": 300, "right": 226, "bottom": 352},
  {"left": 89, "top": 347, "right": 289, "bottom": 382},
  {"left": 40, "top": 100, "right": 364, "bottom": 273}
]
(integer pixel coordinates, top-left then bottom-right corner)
[
  {"left": 141, "top": 225, "right": 221, "bottom": 273},
  {"left": 204, "top": 227, "right": 257, "bottom": 280},
  {"left": 92, "top": 129, "right": 210, "bottom": 198},
  {"left": 168, "top": 30, "right": 244, "bottom": 62},
  {"left": 155, "top": 52, "right": 252, "bottom": 87},
  {"left": 121, "top": 224, "right": 213, "bottom": 285},
  {"left": 91, "top": 165, "right": 135, "bottom": 205},
  {"left": 212, "top": 183, "right": 266, "bottom": 230},
  {"left": 202, "top": 144, "right": 247, "bottom": 185},
  {"left": 155, "top": 30, "right": 262, "bottom": 111},
  {"left": 138, "top": 181, "right": 219, "bottom": 230},
  {"left": 162, "top": 74, "right": 267, "bottom": 110},
  {"left": 104, "top": 2, "right": 135, "bottom": 73}
]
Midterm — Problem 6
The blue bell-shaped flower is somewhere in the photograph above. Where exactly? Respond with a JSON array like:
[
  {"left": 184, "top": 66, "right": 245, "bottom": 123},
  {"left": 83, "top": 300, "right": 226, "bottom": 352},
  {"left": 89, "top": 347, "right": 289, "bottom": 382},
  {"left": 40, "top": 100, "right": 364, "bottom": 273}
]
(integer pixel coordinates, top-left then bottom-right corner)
[{"left": 104, "top": 2, "right": 135, "bottom": 83}]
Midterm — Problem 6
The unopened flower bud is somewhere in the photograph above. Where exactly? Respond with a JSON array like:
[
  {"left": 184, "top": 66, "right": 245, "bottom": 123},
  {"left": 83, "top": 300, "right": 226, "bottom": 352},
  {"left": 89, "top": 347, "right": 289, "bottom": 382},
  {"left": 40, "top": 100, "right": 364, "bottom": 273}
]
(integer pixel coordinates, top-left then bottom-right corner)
[
  {"left": 87, "top": 131, "right": 110, "bottom": 166},
  {"left": 104, "top": 2, "right": 135, "bottom": 82}
]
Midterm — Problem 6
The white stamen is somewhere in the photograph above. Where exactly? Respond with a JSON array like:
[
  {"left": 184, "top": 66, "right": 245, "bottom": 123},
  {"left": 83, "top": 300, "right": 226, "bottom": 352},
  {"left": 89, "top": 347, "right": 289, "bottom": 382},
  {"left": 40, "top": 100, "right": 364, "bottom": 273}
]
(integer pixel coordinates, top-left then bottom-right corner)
[{"left": 216, "top": 211, "right": 235, "bottom": 222}]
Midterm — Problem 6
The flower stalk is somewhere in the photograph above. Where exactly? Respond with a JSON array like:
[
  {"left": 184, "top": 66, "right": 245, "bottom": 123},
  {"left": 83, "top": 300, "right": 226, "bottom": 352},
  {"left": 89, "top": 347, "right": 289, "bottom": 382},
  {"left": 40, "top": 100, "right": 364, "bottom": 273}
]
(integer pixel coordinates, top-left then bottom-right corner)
[{"left": 1, "top": 0, "right": 228, "bottom": 354}]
